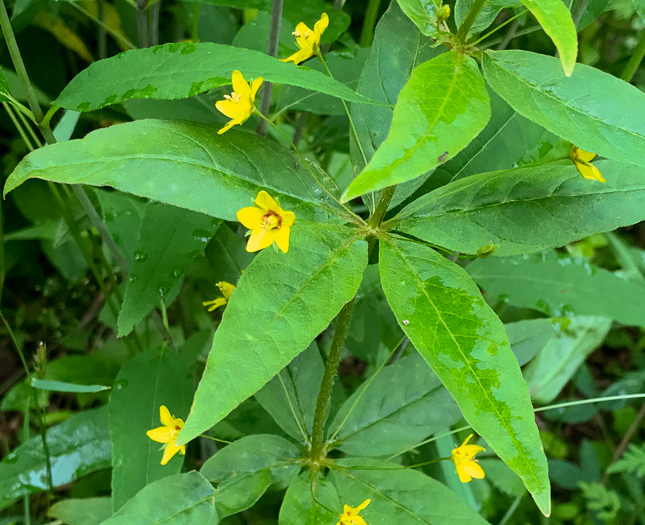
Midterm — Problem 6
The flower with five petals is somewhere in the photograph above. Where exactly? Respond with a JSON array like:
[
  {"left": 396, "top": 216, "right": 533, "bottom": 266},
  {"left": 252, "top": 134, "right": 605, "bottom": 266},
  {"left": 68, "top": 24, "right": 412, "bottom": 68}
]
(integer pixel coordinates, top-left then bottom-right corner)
[
  {"left": 572, "top": 146, "right": 605, "bottom": 183},
  {"left": 237, "top": 191, "right": 295, "bottom": 253},
  {"left": 337, "top": 499, "right": 371, "bottom": 525},
  {"left": 451, "top": 434, "right": 485, "bottom": 483},
  {"left": 146, "top": 405, "right": 186, "bottom": 465},
  {"left": 280, "top": 13, "right": 329, "bottom": 65},
  {"left": 202, "top": 281, "right": 236, "bottom": 311},
  {"left": 215, "top": 70, "right": 263, "bottom": 134}
]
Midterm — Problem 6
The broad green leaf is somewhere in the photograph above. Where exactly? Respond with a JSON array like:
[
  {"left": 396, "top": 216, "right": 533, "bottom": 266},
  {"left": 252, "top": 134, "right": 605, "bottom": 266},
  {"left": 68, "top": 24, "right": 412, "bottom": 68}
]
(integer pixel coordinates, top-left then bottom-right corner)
[
  {"left": 31, "top": 378, "right": 110, "bottom": 393},
  {"left": 54, "top": 43, "right": 378, "bottom": 112},
  {"left": 178, "top": 223, "right": 368, "bottom": 444},
  {"left": 506, "top": 318, "right": 568, "bottom": 367},
  {"left": 633, "top": 0, "right": 645, "bottom": 22},
  {"left": 329, "top": 458, "right": 491, "bottom": 523},
  {"left": 109, "top": 346, "right": 194, "bottom": 511},
  {"left": 468, "top": 251, "right": 645, "bottom": 328},
  {"left": 0, "top": 407, "right": 110, "bottom": 511},
  {"left": 101, "top": 472, "right": 218, "bottom": 525},
  {"left": 395, "top": 0, "right": 440, "bottom": 36},
  {"left": 342, "top": 51, "right": 491, "bottom": 201},
  {"left": 479, "top": 459, "right": 525, "bottom": 497},
  {"left": 279, "top": 472, "right": 340, "bottom": 524},
  {"left": 328, "top": 353, "right": 461, "bottom": 456},
  {"left": 455, "top": 0, "right": 522, "bottom": 34},
  {"left": 255, "top": 343, "right": 324, "bottom": 442},
  {"left": 524, "top": 316, "right": 612, "bottom": 403},
  {"left": 201, "top": 434, "right": 301, "bottom": 517},
  {"left": 204, "top": 224, "right": 253, "bottom": 284},
  {"left": 393, "top": 160, "right": 645, "bottom": 257},
  {"left": 519, "top": 0, "right": 578, "bottom": 76},
  {"left": 49, "top": 498, "right": 112, "bottom": 525},
  {"left": 3, "top": 120, "right": 345, "bottom": 223},
  {"left": 483, "top": 50, "right": 645, "bottom": 168},
  {"left": 379, "top": 238, "right": 550, "bottom": 515},
  {"left": 117, "top": 202, "right": 221, "bottom": 336}
]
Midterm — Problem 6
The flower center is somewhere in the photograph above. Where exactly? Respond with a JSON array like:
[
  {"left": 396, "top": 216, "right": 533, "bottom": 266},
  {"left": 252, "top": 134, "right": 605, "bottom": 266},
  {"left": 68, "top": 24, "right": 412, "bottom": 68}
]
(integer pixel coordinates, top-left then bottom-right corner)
[
  {"left": 224, "top": 92, "right": 242, "bottom": 103},
  {"left": 261, "top": 210, "right": 281, "bottom": 230}
]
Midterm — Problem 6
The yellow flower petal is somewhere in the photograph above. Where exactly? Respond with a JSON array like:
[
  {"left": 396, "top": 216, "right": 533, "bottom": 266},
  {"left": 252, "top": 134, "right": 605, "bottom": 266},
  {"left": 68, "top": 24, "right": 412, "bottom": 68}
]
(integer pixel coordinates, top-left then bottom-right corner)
[
  {"left": 246, "top": 228, "right": 277, "bottom": 252},
  {"left": 281, "top": 210, "right": 296, "bottom": 228},
  {"left": 215, "top": 99, "right": 240, "bottom": 120},
  {"left": 576, "top": 161, "right": 606, "bottom": 183},
  {"left": 463, "top": 461, "right": 485, "bottom": 479},
  {"left": 217, "top": 119, "right": 238, "bottom": 135},
  {"left": 250, "top": 77, "right": 264, "bottom": 101},
  {"left": 202, "top": 297, "right": 227, "bottom": 311},
  {"left": 457, "top": 466, "right": 472, "bottom": 483},
  {"left": 216, "top": 281, "right": 236, "bottom": 300},
  {"left": 274, "top": 226, "right": 291, "bottom": 253},
  {"left": 313, "top": 12, "right": 329, "bottom": 41},
  {"left": 160, "top": 441, "right": 182, "bottom": 465},
  {"left": 237, "top": 206, "right": 264, "bottom": 230},
  {"left": 255, "top": 190, "right": 281, "bottom": 212},
  {"left": 573, "top": 146, "right": 596, "bottom": 163},
  {"left": 159, "top": 405, "right": 174, "bottom": 427},
  {"left": 355, "top": 499, "right": 371, "bottom": 512},
  {"left": 231, "top": 70, "right": 251, "bottom": 99},
  {"left": 146, "top": 426, "right": 173, "bottom": 443},
  {"left": 280, "top": 47, "right": 314, "bottom": 65}
]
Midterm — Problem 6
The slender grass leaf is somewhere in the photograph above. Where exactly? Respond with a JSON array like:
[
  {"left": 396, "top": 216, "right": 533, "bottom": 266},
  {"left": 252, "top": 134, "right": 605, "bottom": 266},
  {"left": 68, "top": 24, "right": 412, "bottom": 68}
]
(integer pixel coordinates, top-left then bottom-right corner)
[
  {"left": 178, "top": 223, "right": 368, "bottom": 444},
  {"left": 468, "top": 250, "right": 645, "bottom": 327},
  {"left": 49, "top": 498, "right": 112, "bottom": 525},
  {"left": 117, "top": 202, "right": 220, "bottom": 336},
  {"left": 54, "top": 43, "right": 379, "bottom": 112},
  {"left": 483, "top": 50, "right": 645, "bottom": 168},
  {"left": 31, "top": 378, "right": 110, "bottom": 393},
  {"left": 101, "top": 472, "right": 218, "bottom": 525},
  {"left": 109, "top": 346, "right": 194, "bottom": 511},
  {"left": 329, "top": 353, "right": 461, "bottom": 456},
  {"left": 379, "top": 238, "right": 550, "bottom": 515},
  {"left": 524, "top": 316, "right": 612, "bottom": 403},
  {"left": 519, "top": 0, "right": 578, "bottom": 75},
  {"left": 0, "top": 407, "right": 110, "bottom": 511},
  {"left": 393, "top": 160, "right": 645, "bottom": 257},
  {"left": 3, "top": 120, "right": 345, "bottom": 223},
  {"left": 342, "top": 51, "right": 491, "bottom": 201}
]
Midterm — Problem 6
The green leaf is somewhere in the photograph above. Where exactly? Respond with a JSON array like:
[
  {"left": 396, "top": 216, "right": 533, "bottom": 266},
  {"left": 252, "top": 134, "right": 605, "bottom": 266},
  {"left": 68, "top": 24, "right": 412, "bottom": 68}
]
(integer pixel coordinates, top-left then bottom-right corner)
[
  {"left": 518, "top": 0, "right": 578, "bottom": 76},
  {"left": 506, "top": 318, "right": 567, "bottom": 367},
  {"left": 379, "top": 238, "right": 550, "bottom": 515},
  {"left": 31, "top": 378, "right": 110, "bottom": 393},
  {"left": 204, "top": 223, "right": 253, "bottom": 284},
  {"left": 279, "top": 472, "right": 340, "bottom": 524},
  {"left": 468, "top": 250, "right": 645, "bottom": 327},
  {"left": 54, "top": 43, "right": 378, "bottom": 112},
  {"left": 178, "top": 223, "right": 368, "bottom": 444},
  {"left": 524, "top": 316, "right": 612, "bottom": 403},
  {"left": 393, "top": 160, "right": 645, "bottom": 257},
  {"left": 328, "top": 353, "right": 461, "bottom": 456},
  {"left": 455, "top": 0, "right": 523, "bottom": 34},
  {"left": 342, "top": 50, "right": 491, "bottom": 201},
  {"left": 117, "top": 202, "right": 221, "bottom": 336},
  {"left": 201, "top": 434, "right": 301, "bottom": 517},
  {"left": 3, "top": 120, "right": 344, "bottom": 223},
  {"left": 109, "top": 347, "right": 194, "bottom": 511},
  {"left": 49, "top": 498, "right": 112, "bottom": 525},
  {"left": 483, "top": 50, "right": 645, "bottom": 168},
  {"left": 0, "top": 68, "right": 11, "bottom": 102},
  {"left": 255, "top": 343, "right": 324, "bottom": 442},
  {"left": 607, "top": 444, "right": 645, "bottom": 477},
  {"left": 395, "top": 0, "right": 440, "bottom": 36},
  {"left": 0, "top": 407, "right": 111, "bottom": 511},
  {"left": 101, "top": 472, "right": 218, "bottom": 525}
]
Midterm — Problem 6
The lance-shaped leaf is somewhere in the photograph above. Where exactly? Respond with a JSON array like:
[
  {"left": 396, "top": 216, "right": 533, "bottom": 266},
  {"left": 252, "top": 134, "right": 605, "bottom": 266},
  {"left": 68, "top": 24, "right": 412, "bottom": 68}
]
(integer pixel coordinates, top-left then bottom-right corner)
[
  {"left": 342, "top": 50, "right": 491, "bottom": 202},
  {"left": 177, "top": 223, "right": 368, "bottom": 444},
  {"left": 379, "top": 238, "right": 550, "bottom": 515},
  {"left": 3, "top": 120, "right": 344, "bottom": 223},
  {"left": 54, "top": 43, "right": 378, "bottom": 112},
  {"left": 519, "top": 0, "right": 578, "bottom": 76},
  {"left": 483, "top": 50, "right": 645, "bottom": 168},
  {"left": 0, "top": 407, "right": 110, "bottom": 511},
  {"left": 392, "top": 160, "right": 645, "bottom": 257}
]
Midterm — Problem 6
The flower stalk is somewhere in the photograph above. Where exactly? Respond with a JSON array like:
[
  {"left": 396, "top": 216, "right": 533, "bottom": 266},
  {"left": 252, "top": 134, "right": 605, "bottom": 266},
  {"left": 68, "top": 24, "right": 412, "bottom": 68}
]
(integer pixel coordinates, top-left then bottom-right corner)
[{"left": 456, "top": 0, "right": 488, "bottom": 43}]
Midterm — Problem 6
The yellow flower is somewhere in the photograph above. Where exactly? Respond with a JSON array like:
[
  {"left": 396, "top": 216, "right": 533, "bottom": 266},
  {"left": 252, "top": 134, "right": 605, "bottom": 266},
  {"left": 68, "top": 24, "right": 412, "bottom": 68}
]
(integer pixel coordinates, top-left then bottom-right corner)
[
  {"left": 337, "top": 499, "right": 371, "bottom": 525},
  {"left": 237, "top": 190, "right": 295, "bottom": 253},
  {"left": 450, "top": 434, "right": 485, "bottom": 483},
  {"left": 215, "top": 70, "right": 263, "bottom": 134},
  {"left": 280, "top": 13, "right": 329, "bottom": 65},
  {"left": 572, "top": 146, "right": 605, "bottom": 183},
  {"left": 146, "top": 405, "right": 186, "bottom": 466},
  {"left": 202, "top": 281, "right": 236, "bottom": 311}
]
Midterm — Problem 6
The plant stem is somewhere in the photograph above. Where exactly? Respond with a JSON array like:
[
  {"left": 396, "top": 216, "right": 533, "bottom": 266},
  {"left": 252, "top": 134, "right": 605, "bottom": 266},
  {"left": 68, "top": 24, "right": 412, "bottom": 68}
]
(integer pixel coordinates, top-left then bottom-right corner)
[
  {"left": 456, "top": 0, "right": 488, "bottom": 43},
  {"left": 368, "top": 185, "right": 396, "bottom": 228},
  {"left": 3, "top": 101, "right": 35, "bottom": 151},
  {"left": 70, "top": 2, "right": 136, "bottom": 49},
  {"left": 359, "top": 0, "right": 381, "bottom": 47},
  {"left": 602, "top": 402, "right": 645, "bottom": 483},
  {"left": 98, "top": 0, "right": 107, "bottom": 59},
  {"left": 621, "top": 31, "right": 645, "bottom": 83},
  {"left": 150, "top": 0, "right": 160, "bottom": 45},
  {"left": 192, "top": 2, "right": 200, "bottom": 42},
  {"left": 310, "top": 298, "right": 356, "bottom": 463},
  {"left": 470, "top": 10, "right": 526, "bottom": 46},
  {"left": 257, "top": 0, "right": 283, "bottom": 137},
  {"left": 136, "top": 0, "right": 149, "bottom": 47}
]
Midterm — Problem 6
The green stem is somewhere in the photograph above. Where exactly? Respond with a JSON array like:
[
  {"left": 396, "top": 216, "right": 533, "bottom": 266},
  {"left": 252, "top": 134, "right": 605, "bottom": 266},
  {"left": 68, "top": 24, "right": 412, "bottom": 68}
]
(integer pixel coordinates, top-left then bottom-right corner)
[
  {"left": 256, "top": 0, "right": 283, "bottom": 137},
  {"left": 359, "top": 0, "right": 381, "bottom": 47},
  {"left": 368, "top": 186, "right": 396, "bottom": 228},
  {"left": 136, "top": 0, "right": 148, "bottom": 47},
  {"left": 621, "top": 31, "right": 645, "bottom": 83},
  {"left": 3, "top": 101, "right": 35, "bottom": 151},
  {"left": 316, "top": 52, "right": 369, "bottom": 170},
  {"left": 456, "top": 0, "right": 488, "bottom": 43},
  {"left": 69, "top": 2, "right": 136, "bottom": 49},
  {"left": 98, "top": 0, "right": 107, "bottom": 59},
  {"left": 191, "top": 2, "right": 200, "bottom": 42},
  {"left": 470, "top": 9, "right": 526, "bottom": 46},
  {"left": 310, "top": 298, "right": 356, "bottom": 463}
]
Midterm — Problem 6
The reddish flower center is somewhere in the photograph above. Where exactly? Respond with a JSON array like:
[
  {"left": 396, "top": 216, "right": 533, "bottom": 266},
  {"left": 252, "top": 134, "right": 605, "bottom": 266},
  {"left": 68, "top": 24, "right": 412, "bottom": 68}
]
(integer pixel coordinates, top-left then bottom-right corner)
[{"left": 261, "top": 210, "right": 282, "bottom": 231}]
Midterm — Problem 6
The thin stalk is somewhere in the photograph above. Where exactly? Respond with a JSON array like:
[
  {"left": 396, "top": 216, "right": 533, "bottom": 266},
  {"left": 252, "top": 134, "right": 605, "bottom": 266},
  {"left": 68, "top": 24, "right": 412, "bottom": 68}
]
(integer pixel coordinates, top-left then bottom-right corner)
[
  {"left": 602, "top": 402, "right": 645, "bottom": 483},
  {"left": 317, "top": 52, "right": 369, "bottom": 170},
  {"left": 136, "top": 0, "right": 149, "bottom": 48},
  {"left": 456, "top": 0, "right": 488, "bottom": 43},
  {"left": 69, "top": 2, "right": 137, "bottom": 49},
  {"left": 470, "top": 10, "right": 526, "bottom": 46},
  {"left": 98, "top": 0, "right": 107, "bottom": 59},
  {"left": 15, "top": 107, "right": 42, "bottom": 148},
  {"left": 310, "top": 298, "right": 356, "bottom": 463},
  {"left": 192, "top": 2, "right": 200, "bottom": 42},
  {"left": 499, "top": 495, "right": 523, "bottom": 525},
  {"left": 359, "top": 0, "right": 381, "bottom": 47},
  {"left": 368, "top": 185, "right": 396, "bottom": 228},
  {"left": 22, "top": 408, "right": 31, "bottom": 525},
  {"left": 621, "top": 31, "right": 645, "bottom": 83},
  {"left": 150, "top": 1, "right": 160, "bottom": 45},
  {"left": 277, "top": 372, "right": 310, "bottom": 445},
  {"left": 3, "top": 102, "right": 35, "bottom": 151},
  {"left": 257, "top": 0, "right": 283, "bottom": 137},
  {"left": 0, "top": 91, "right": 35, "bottom": 121}
]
